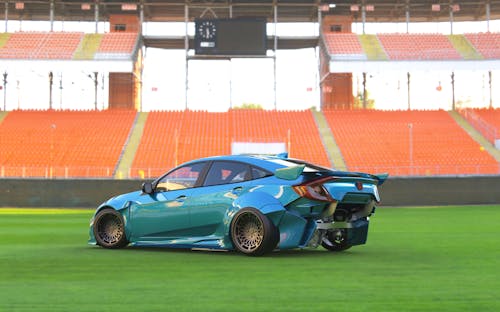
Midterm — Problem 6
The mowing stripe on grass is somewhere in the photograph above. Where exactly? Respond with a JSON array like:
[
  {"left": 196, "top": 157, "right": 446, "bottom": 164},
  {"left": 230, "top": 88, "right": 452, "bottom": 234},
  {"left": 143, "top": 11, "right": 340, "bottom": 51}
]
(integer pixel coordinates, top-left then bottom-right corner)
[
  {"left": 0, "top": 208, "right": 93, "bottom": 215},
  {"left": 0, "top": 205, "right": 499, "bottom": 311}
]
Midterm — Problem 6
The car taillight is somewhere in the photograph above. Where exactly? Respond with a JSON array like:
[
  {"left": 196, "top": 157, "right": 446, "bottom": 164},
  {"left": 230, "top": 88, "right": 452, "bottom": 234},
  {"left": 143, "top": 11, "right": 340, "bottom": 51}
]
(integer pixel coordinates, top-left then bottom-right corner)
[{"left": 293, "top": 177, "right": 336, "bottom": 202}]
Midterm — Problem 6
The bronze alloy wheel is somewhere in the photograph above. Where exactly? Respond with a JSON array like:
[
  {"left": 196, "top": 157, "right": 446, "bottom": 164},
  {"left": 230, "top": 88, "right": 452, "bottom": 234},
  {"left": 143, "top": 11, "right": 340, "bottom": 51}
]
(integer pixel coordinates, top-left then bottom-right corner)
[
  {"left": 233, "top": 212, "right": 264, "bottom": 252},
  {"left": 230, "top": 208, "right": 279, "bottom": 256}
]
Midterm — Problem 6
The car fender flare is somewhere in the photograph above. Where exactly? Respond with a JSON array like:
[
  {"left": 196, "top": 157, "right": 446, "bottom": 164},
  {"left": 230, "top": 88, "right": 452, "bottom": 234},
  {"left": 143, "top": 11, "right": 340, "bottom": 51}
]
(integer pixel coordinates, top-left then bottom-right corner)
[
  {"left": 93, "top": 202, "right": 132, "bottom": 239},
  {"left": 220, "top": 191, "right": 286, "bottom": 250},
  {"left": 230, "top": 191, "right": 287, "bottom": 226}
]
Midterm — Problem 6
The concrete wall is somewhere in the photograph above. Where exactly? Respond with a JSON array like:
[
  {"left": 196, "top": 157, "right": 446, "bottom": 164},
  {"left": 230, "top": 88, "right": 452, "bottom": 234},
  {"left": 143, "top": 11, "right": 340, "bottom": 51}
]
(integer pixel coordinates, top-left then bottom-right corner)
[
  {"left": 379, "top": 176, "right": 500, "bottom": 206},
  {"left": 0, "top": 179, "right": 139, "bottom": 208},
  {"left": 1, "top": 176, "right": 499, "bottom": 208}
]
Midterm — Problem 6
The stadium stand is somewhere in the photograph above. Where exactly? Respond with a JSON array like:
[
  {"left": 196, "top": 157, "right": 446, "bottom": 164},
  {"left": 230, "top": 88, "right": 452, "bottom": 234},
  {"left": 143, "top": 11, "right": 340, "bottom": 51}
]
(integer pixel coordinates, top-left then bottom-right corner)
[
  {"left": 130, "top": 109, "right": 330, "bottom": 178},
  {"left": 1, "top": 31, "right": 496, "bottom": 62},
  {"left": 376, "top": 33, "right": 462, "bottom": 60},
  {"left": 358, "top": 34, "right": 388, "bottom": 60},
  {"left": 464, "top": 32, "right": 500, "bottom": 59},
  {"left": 323, "top": 33, "right": 366, "bottom": 60},
  {"left": 0, "top": 32, "right": 83, "bottom": 59},
  {"left": 0, "top": 110, "right": 136, "bottom": 178},
  {"left": 36, "top": 32, "right": 84, "bottom": 59},
  {"left": 320, "top": 33, "right": 497, "bottom": 61},
  {"left": 2, "top": 109, "right": 500, "bottom": 178},
  {"left": 72, "top": 34, "right": 103, "bottom": 60},
  {"left": 131, "top": 110, "right": 232, "bottom": 178},
  {"left": 323, "top": 109, "right": 499, "bottom": 176},
  {"left": 230, "top": 109, "right": 330, "bottom": 168},
  {"left": 459, "top": 108, "right": 500, "bottom": 145},
  {"left": 94, "top": 32, "right": 139, "bottom": 60},
  {"left": 447, "top": 34, "right": 483, "bottom": 60},
  {"left": 0, "top": 31, "right": 138, "bottom": 60}
]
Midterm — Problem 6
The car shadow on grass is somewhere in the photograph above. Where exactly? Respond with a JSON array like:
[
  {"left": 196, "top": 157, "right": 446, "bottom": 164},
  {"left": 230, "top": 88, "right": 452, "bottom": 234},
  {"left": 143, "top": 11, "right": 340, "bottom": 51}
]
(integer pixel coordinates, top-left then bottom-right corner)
[{"left": 87, "top": 244, "right": 362, "bottom": 258}]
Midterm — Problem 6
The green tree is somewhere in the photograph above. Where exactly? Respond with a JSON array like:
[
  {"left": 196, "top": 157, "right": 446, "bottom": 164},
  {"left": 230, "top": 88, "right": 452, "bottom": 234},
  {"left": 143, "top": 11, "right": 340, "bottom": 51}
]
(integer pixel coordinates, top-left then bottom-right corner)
[
  {"left": 232, "top": 103, "right": 263, "bottom": 110},
  {"left": 353, "top": 91, "right": 375, "bottom": 109}
]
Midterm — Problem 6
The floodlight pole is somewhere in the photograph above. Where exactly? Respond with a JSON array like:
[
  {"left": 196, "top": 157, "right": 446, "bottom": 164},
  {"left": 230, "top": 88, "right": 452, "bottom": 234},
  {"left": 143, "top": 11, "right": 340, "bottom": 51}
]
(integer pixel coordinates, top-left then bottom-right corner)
[
  {"left": 405, "top": 2, "right": 410, "bottom": 33},
  {"left": 361, "top": 5, "right": 366, "bottom": 34},
  {"left": 362, "top": 72, "right": 367, "bottom": 109},
  {"left": 4, "top": 1, "right": 8, "bottom": 32},
  {"left": 93, "top": 72, "right": 98, "bottom": 110},
  {"left": 59, "top": 73, "right": 63, "bottom": 109},
  {"left": 2, "top": 71, "right": 7, "bottom": 111},
  {"left": 95, "top": 1, "right": 99, "bottom": 33},
  {"left": 449, "top": 5, "right": 454, "bottom": 35},
  {"left": 486, "top": 2, "right": 491, "bottom": 32},
  {"left": 48, "top": 72, "right": 53, "bottom": 110},
  {"left": 273, "top": 3, "right": 278, "bottom": 110},
  {"left": 184, "top": 4, "right": 189, "bottom": 110},
  {"left": 451, "top": 72, "right": 456, "bottom": 111},
  {"left": 407, "top": 72, "right": 411, "bottom": 110},
  {"left": 49, "top": 0, "right": 54, "bottom": 31},
  {"left": 489, "top": 71, "right": 493, "bottom": 109},
  {"left": 139, "top": 2, "right": 144, "bottom": 34}
]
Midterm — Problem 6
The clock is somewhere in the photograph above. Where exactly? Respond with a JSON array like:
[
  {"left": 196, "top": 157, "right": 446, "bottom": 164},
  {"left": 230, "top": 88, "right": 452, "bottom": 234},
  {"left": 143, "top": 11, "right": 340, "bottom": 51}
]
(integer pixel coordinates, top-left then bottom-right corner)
[{"left": 197, "top": 20, "right": 217, "bottom": 40}]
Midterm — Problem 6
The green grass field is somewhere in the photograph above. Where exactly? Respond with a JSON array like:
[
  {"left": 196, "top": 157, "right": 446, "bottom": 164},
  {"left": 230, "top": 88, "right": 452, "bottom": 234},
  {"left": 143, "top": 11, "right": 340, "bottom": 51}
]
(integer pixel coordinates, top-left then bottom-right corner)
[{"left": 1, "top": 206, "right": 499, "bottom": 311}]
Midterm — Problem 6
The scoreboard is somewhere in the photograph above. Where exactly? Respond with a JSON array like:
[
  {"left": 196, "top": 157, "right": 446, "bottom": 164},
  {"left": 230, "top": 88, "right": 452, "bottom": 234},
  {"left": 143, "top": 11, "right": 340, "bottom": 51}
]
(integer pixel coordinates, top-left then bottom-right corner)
[{"left": 195, "top": 18, "right": 267, "bottom": 56}]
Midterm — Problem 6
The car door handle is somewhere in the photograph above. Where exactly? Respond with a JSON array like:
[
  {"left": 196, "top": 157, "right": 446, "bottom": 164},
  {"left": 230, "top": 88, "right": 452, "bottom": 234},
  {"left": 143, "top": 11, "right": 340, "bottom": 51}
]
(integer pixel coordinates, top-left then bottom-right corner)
[
  {"left": 175, "top": 195, "right": 187, "bottom": 202},
  {"left": 232, "top": 187, "right": 243, "bottom": 194}
]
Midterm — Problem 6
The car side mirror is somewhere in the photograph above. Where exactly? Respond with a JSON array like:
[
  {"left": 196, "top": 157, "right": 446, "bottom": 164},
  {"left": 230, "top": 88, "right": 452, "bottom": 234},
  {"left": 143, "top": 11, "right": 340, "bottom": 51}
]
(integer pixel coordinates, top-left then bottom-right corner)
[{"left": 142, "top": 182, "right": 154, "bottom": 194}]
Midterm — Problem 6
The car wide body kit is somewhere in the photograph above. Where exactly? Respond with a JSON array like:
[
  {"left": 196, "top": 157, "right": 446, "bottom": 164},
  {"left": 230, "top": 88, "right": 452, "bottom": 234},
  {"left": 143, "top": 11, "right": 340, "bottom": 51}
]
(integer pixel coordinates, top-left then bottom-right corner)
[{"left": 89, "top": 155, "right": 386, "bottom": 252}]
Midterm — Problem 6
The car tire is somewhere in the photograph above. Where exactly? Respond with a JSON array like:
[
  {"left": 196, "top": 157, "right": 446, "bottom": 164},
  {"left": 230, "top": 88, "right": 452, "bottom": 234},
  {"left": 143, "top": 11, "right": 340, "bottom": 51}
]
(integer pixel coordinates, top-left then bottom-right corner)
[
  {"left": 93, "top": 208, "right": 128, "bottom": 249},
  {"left": 321, "top": 229, "right": 352, "bottom": 252},
  {"left": 230, "top": 208, "right": 279, "bottom": 256}
]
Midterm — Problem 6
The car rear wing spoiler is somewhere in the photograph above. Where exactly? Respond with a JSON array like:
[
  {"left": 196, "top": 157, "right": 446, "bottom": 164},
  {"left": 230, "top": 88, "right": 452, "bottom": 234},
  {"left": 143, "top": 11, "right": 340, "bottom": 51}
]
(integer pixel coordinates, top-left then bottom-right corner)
[
  {"left": 274, "top": 164, "right": 388, "bottom": 186},
  {"left": 275, "top": 164, "right": 305, "bottom": 180},
  {"left": 330, "top": 171, "right": 388, "bottom": 186}
]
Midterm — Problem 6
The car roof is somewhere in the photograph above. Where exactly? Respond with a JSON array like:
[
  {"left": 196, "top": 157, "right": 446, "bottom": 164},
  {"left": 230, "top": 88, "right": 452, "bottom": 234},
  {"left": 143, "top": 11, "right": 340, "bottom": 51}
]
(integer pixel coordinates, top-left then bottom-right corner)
[{"left": 183, "top": 154, "right": 290, "bottom": 172}]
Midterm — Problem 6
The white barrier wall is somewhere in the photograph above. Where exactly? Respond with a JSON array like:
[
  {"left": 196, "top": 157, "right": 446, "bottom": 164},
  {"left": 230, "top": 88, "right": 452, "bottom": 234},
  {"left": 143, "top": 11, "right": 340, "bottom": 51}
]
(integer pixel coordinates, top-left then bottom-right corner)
[{"left": 231, "top": 142, "right": 286, "bottom": 155}]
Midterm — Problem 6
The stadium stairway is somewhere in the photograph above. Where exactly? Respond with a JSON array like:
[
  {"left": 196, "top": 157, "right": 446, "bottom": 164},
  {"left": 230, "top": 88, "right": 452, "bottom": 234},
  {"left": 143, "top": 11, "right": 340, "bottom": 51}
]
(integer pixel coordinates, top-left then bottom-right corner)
[
  {"left": 312, "top": 109, "right": 347, "bottom": 170},
  {"left": 359, "top": 34, "right": 388, "bottom": 60},
  {"left": 73, "top": 34, "right": 103, "bottom": 60},
  {"left": 0, "top": 111, "right": 8, "bottom": 124},
  {"left": 114, "top": 112, "right": 149, "bottom": 179},
  {"left": 447, "top": 35, "right": 483, "bottom": 60},
  {"left": 0, "top": 33, "right": 10, "bottom": 48},
  {"left": 448, "top": 110, "right": 500, "bottom": 162}
]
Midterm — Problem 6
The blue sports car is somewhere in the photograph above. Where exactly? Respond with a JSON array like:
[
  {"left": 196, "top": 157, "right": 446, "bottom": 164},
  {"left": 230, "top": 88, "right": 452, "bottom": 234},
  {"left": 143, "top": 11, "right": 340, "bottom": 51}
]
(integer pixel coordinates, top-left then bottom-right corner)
[{"left": 89, "top": 154, "right": 387, "bottom": 256}]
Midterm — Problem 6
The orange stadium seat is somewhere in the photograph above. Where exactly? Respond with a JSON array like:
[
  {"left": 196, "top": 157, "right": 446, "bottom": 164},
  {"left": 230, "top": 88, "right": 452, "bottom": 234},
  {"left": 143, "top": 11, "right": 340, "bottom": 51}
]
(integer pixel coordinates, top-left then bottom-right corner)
[
  {"left": 377, "top": 33, "right": 462, "bottom": 60},
  {"left": 97, "top": 33, "right": 138, "bottom": 53},
  {"left": 130, "top": 109, "right": 331, "bottom": 178},
  {"left": 461, "top": 108, "right": 500, "bottom": 144},
  {"left": 0, "top": 32, "right": 83, "bottom": 59},
  {"left": 230, "top": 109, "right": 330, "bottom": 168},
  {"left": 323, "top": 110, "right": 499, "bottom": 176},
  {"left": 0, "top": 110, "right": 136, "bottom": 178},
  {"left": 464, "top": 32, "right": 500, "bottom": 59},
  {"left": 323, "top": 33, "right": 365, "bottom": 59},
  {"left": 0, "top": 31, "right": 139, "bottom": 60}
]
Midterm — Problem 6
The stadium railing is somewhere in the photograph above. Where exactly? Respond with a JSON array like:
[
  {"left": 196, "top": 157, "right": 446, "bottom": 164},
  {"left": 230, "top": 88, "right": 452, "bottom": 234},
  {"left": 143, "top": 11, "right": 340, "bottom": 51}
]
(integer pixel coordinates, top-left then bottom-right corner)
[{"left": 459, "top": 108, "right": 498, "bottom": 145}]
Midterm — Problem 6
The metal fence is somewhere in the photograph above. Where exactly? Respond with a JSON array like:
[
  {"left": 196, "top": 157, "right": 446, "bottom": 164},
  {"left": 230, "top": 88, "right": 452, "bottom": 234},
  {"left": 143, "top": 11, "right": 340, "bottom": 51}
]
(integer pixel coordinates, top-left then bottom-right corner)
[{"left": 2, "top": 164, "right": 499, "bottom": 179}]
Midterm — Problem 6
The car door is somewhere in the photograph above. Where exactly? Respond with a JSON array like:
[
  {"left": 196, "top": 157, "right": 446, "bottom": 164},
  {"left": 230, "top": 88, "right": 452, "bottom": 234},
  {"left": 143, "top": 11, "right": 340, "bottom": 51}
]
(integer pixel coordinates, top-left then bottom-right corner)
[
  {"left": 186, "top": 161, "right": 254, "bottom": 237},
  {"left": 129, "top": 162, "right": 207, "bottom": 241}
]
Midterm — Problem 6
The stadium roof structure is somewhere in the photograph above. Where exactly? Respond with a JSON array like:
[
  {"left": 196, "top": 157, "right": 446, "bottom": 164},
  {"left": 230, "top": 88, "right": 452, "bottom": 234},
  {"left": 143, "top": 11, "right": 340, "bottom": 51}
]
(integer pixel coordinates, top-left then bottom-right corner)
[{"left": 3, "top": 0, "right": 500, "bottom": 23}]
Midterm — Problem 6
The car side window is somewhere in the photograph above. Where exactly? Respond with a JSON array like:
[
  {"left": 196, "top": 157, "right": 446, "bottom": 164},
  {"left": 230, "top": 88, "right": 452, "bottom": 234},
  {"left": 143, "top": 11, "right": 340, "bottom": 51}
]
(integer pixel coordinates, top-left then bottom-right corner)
[
  {"left": 203, "top": 161, "right": 251, "bottom": 186},
  {"left": 156, "top": 162, "right": 206, "bottom": 192},
  {"left": 251, "top": 166, "right": 271, "bottom": 179}
]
